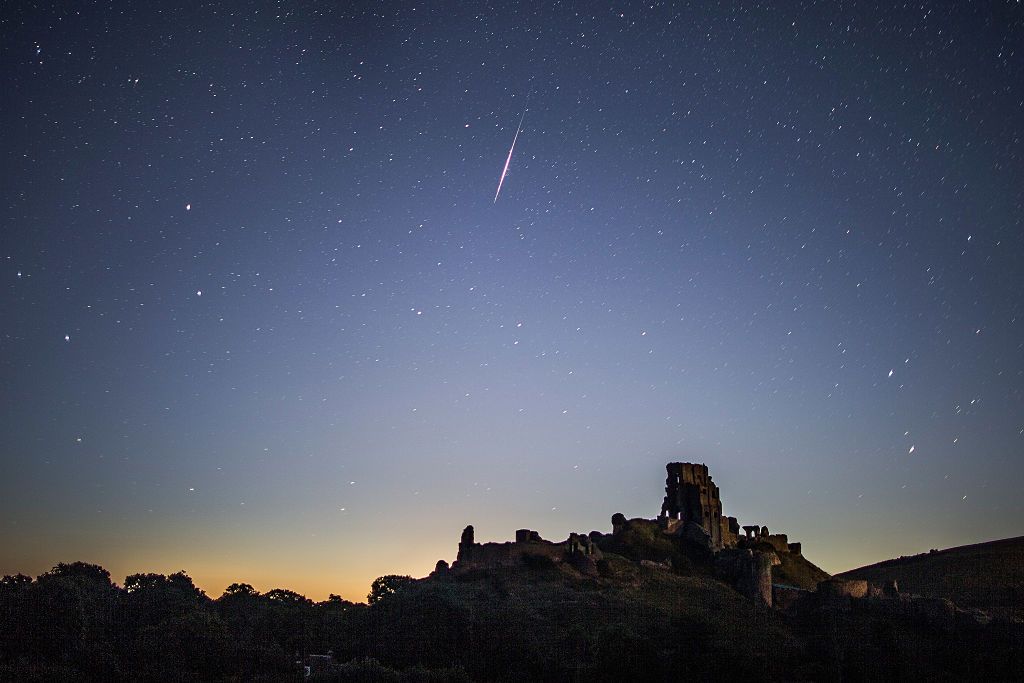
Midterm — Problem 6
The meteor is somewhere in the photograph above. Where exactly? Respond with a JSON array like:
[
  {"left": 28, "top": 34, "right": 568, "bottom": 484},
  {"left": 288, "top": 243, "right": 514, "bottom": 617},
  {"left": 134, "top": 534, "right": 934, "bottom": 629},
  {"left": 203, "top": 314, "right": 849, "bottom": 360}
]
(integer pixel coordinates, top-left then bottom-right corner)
[{"left": 493, "top": 104, "right": 528, "bottom": 203}]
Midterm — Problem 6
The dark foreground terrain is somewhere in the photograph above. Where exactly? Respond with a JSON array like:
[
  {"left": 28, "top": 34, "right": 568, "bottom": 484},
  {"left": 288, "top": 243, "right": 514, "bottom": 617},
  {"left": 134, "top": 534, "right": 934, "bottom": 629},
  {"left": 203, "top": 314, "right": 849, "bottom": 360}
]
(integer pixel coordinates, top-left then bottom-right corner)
[{"left": 2, "top": 526, "right": 1022, "bottom": 681}]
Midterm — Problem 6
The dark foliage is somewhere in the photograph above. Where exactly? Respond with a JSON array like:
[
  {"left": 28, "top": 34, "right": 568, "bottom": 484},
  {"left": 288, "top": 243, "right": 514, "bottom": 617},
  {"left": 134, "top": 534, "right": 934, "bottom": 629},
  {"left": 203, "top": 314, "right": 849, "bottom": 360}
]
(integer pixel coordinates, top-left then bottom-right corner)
[
  {"left": 0, "top": 564, "right": 365, "bottom": 681},
  {"left": 366, "top": 575, "right": 414, "bottom": 606},
  {"left": 2, "top": 554, "right": 1022, "bottom": 681}
]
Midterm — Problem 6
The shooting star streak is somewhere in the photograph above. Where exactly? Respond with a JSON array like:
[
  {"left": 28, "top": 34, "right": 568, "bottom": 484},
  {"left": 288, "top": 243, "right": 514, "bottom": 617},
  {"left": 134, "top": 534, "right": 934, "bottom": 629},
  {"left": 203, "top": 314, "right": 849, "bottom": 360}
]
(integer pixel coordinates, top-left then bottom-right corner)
[{"left": 494, "top": 104, "right": 528, "bottom": 203}]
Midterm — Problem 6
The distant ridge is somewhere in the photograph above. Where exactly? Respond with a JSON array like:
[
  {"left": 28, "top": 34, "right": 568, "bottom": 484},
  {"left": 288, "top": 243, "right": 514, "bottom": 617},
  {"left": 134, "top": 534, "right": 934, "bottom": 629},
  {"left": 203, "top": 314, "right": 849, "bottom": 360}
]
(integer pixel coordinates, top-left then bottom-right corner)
[{"left": 836, "top": 535, "right": 1024, "bottom": 620}]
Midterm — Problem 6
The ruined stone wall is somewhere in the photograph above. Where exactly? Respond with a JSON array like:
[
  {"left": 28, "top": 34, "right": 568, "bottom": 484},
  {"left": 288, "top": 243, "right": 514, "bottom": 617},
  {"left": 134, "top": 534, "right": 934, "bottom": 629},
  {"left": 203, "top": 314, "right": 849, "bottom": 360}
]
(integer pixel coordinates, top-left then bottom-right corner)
[
  {"left": 818, "top": 578, "right": 869, "bottom": 600},
  {"left": 720, "top": 516, "right": 740, "bottom": 548},
  {"left": 459, "top": 541, "right": 567, "bottom": 568},
  {"left": 715, "top": 548, "right": 774, "bottom": 607},
  {"left": 453, "top": 527, "right": 600, "bottom": 571},
  {"left": 763, "top": 534, "right": 789, "bottom": 554},
  {"left": 661, "top": 462, "right": 724, "bottom": 548}
]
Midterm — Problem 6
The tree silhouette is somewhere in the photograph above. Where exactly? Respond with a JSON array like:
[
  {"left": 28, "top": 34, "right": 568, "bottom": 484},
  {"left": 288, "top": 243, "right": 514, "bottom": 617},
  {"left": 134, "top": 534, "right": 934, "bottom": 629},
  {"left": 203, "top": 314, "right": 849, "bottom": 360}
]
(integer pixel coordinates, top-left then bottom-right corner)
[{"left": 367, "top": 575, "right": 414, "bottom": 605}]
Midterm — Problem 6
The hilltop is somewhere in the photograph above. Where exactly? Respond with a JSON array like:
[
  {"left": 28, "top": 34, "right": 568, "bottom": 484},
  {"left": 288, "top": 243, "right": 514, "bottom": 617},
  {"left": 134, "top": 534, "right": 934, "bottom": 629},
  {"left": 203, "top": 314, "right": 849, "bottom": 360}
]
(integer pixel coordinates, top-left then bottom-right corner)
[
  {"left": 2, "top": 463, "right": 1021, "bottom": 681},
  {"left": 343, "top": 552, "right": 804, "bottom": 680},
  {"left": 328, "top": 463, "right": 1019, "bottom": 680},
  {"left": 836, "top": 535, "right": 1024, "bottom": 621},
  {"left": 331, "top": 508, "right": 1019, "bottom": 681}
]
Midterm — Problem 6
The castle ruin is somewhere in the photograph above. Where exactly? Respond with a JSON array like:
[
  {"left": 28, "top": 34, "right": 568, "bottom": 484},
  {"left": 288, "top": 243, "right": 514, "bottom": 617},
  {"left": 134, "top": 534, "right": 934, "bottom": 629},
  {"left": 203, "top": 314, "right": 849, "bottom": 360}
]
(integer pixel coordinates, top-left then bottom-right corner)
[
  {"left": 437, "top": 462, "right": 968, "bottom": 621},
  {"left": 660, "top": 462, "right": 734, "bottom": 548},
  {"left": 444, "top": 462, "right": 809, "bottom": 608},
  {"left": 452, "top": 524, "right": 602, "bottom": 576}
]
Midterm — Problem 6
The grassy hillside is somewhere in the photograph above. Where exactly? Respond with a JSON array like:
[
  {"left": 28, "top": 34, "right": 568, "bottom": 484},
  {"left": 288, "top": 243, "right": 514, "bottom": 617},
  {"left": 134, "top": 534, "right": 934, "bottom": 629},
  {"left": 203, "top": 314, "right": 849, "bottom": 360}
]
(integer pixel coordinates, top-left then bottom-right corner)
[
  {"left": 331, "top": 543, "right": 1021, "bottom": 682},
  {"left": 771, "top": 547, "right": 831, "bottom": 590},
  {"left": 338, "top": 554, "right": 806, "bottom": 682},
  {"left": 4, "top": 535, "right": 1021, "bottom": 680},
  {"left": 836, "top": 536, "right": 1024, "bottom": 620}
]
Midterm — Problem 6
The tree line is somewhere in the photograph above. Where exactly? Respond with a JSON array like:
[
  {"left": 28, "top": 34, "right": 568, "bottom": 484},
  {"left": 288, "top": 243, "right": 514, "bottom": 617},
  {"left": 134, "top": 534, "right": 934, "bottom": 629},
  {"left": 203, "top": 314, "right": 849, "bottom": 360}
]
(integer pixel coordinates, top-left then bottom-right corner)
[{"left": 0, "top": 561, "right": 421, "bottom": 681}]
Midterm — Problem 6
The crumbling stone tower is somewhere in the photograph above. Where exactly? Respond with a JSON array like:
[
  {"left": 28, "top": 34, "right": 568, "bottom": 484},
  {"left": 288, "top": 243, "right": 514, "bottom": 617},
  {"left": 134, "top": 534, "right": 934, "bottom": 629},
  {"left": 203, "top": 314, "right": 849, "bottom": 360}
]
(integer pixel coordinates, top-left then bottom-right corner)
[{"left": 661, "top": 462, "right": 723, "bottom": 548}]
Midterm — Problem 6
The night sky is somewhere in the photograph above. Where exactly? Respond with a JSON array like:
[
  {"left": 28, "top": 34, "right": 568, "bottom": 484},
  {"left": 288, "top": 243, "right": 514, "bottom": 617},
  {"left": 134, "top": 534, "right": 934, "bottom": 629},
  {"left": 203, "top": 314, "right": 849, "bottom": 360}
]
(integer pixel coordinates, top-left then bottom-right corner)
[{"left": 3, "top": 2, "right": 1022, "bottom": 602}]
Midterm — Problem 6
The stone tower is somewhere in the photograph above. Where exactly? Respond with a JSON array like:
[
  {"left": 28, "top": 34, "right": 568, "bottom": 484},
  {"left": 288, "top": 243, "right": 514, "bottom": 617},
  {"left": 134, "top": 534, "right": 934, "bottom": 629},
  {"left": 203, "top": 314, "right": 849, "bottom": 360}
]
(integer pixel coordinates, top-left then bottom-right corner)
[{"left": 661, "top": 462, "right": 724, "bottom": 548}]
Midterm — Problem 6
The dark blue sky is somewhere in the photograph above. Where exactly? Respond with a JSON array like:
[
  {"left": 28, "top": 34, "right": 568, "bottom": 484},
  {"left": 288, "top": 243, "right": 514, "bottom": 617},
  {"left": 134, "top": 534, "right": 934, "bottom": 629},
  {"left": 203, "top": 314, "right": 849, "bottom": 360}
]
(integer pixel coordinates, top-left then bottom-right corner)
[{"left": 3, "top": 1, "right": 1022, "bottom": 600}]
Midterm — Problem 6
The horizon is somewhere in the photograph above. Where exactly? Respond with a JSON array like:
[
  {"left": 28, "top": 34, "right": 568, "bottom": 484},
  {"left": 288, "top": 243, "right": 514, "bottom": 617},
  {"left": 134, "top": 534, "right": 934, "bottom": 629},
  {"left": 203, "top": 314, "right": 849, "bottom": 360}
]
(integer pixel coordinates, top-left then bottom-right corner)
[
  {"left": 3, "top": 2, "right": 1022, "bottom": 605},
  {"left": 5, "top": 461, "right": 1019, "bottom": 603}
]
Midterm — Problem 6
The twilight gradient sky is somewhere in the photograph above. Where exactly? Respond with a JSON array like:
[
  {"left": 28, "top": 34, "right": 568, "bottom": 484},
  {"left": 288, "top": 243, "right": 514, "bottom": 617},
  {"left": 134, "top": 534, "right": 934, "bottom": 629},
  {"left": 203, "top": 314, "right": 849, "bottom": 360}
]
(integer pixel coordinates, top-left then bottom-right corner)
[{"left": 2, "top": 2, "right": 1022, "bottom": 602}]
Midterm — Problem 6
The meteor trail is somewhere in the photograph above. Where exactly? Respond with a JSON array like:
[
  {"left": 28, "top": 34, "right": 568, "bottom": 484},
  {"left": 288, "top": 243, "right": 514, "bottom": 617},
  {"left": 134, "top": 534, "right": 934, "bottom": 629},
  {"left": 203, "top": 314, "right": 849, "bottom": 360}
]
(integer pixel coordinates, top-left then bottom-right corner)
[{"left": 493, "top": 104, "right": 528, "bottom": 203}]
